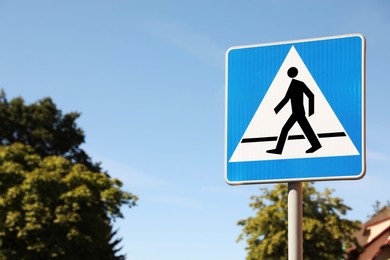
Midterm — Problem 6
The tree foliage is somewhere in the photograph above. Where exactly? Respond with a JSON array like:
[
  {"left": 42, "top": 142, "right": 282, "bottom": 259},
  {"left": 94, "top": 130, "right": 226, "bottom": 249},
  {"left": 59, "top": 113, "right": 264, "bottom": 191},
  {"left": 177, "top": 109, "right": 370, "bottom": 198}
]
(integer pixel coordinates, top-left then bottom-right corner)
[
  {"left": 237, "top": 183, "right": 361, "bottom": 260},
  {"left": 370, "top": 200, "right": 390, "bottom": 218},
  {"left": 0, "top": 92, "right": 137, "bottom": 259},
  {"left": 0, "top": 90, "right": 99, "bottom": 172}
]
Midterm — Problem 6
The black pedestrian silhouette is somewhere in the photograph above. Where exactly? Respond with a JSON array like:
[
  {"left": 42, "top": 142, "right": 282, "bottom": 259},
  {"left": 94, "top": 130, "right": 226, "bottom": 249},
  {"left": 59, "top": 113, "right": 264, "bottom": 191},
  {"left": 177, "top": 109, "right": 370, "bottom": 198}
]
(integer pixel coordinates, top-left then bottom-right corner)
[{"left": 267, "top": 67, "right": 322, "bottom": 155}]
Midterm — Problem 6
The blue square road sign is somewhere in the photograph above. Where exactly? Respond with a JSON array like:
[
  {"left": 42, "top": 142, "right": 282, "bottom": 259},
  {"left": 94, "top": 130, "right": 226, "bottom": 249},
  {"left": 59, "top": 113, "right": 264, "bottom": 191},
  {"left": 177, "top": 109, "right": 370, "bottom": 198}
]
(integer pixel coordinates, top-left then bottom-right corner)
[{"left": 225, "top": 34, "right": 366, "bottom": 185}]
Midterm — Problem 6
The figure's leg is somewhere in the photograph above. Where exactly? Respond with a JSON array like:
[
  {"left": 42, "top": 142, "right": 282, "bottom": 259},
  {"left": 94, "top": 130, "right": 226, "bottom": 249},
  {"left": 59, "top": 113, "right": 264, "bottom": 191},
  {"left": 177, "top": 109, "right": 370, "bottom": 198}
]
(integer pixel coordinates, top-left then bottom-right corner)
[
  {"left": 267, "top": 115, "right": 296, "bottom": 154},
  {"left": 297, "top": 117, "right": 322, "bottom": 153}
]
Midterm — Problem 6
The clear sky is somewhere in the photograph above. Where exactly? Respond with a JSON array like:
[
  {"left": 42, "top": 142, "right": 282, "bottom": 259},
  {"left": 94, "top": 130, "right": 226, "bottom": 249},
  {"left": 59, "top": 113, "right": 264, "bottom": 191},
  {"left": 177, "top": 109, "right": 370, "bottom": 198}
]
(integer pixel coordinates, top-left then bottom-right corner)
[{"left": 0, "top": 1, "right": 389, "bottom": 259}]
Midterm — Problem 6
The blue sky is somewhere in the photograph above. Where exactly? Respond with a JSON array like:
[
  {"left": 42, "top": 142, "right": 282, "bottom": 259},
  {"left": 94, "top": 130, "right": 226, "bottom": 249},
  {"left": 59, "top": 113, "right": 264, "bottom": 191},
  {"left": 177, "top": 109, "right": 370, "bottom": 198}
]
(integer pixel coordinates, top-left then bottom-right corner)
[{"left": 0, "top": 1, "right": 389, "bottom": 259}]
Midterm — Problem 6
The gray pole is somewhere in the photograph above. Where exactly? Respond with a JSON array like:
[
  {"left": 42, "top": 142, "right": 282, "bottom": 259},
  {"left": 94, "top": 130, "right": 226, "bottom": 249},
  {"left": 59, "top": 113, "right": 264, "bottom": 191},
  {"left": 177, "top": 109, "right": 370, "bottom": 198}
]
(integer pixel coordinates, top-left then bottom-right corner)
[{"left": 288, "top": 182, "right": 303, "bottom": 260}]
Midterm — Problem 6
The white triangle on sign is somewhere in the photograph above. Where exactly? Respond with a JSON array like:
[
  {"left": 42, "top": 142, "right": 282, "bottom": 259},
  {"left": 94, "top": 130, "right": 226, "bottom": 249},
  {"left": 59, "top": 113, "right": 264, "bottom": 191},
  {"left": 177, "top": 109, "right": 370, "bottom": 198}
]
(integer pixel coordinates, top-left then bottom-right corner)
[{"left": 229, "top": 46, "right": 359, "bottom": 163}]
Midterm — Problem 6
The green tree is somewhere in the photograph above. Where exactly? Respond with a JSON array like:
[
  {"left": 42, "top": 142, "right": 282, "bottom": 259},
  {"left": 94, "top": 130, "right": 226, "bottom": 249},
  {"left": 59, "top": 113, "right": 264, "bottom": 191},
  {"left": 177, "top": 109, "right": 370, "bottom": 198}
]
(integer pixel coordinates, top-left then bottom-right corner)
[
  {"left": 237, "top": 183, "right": 361, "bottom": 260},
  {"left": 0, "top": 92, "right": 137, "bottom": 259},
  {"left": 0, "top": 90, "right": 99, "bottom": 172},
  {"left": 370, "top": 200, "right": 390, "bottom": 217}
]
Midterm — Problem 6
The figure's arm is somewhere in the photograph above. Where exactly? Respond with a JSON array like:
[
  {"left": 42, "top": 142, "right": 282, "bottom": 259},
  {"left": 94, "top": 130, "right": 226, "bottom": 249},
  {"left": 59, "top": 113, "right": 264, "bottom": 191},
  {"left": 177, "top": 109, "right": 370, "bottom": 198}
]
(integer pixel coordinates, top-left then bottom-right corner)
[
  {"left": 303, "top": 83, "right": 315, "bottom": 116},
  {"left": 274, "top": 95, "right": 289, "bottom": 114}
]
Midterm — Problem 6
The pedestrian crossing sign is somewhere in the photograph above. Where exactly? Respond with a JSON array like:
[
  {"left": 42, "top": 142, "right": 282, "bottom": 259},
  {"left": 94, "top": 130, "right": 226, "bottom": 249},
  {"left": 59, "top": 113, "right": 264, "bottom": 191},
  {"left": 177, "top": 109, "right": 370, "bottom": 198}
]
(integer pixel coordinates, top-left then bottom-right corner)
[{"left": 225, "top": 34, "right": 366, "bottom": 185}]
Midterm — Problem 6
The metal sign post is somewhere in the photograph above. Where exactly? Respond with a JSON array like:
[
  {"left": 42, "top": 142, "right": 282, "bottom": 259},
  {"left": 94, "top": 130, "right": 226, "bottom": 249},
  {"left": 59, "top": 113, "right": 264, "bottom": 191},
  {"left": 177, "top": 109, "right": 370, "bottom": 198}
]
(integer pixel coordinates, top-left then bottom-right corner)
[{"left": 288, "top": 182, "right": 303, "bottom": 260}]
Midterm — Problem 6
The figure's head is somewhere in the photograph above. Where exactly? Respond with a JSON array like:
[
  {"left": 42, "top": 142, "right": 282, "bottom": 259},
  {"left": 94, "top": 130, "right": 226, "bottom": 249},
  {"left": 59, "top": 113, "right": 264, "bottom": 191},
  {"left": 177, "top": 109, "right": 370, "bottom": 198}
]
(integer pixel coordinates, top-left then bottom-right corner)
[{"left": 287, "top": 67, "right": 298, "bottom": 78}]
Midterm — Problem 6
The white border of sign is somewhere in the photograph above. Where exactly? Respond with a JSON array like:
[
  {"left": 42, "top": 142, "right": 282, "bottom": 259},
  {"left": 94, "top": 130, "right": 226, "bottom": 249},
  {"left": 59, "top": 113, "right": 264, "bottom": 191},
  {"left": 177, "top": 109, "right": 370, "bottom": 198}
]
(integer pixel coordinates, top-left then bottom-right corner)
[{"left": 224, "top": 34, "right": 366, "bottom": 185}]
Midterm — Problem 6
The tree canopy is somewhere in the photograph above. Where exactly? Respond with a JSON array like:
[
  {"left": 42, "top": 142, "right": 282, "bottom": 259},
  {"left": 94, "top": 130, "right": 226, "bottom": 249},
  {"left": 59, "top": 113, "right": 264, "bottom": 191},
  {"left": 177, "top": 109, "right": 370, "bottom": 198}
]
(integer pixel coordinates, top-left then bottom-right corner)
[
  {"left": 0, "top": 92, "right": 137, "bottom": 259},
  {"left": 0, "top": 90, "right": 99, "bottom": 172},
  {"left": 237, "top": 183, "right": 361, "bottom": 260}
]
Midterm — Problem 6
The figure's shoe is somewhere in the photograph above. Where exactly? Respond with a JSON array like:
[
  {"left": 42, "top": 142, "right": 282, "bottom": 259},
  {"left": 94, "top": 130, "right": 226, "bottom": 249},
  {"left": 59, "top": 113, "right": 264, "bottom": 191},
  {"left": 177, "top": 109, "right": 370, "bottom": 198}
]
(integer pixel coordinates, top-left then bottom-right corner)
[
  {"left": 306, "top": 144, "right": 322, "bottom": 153},
  {"left": 267, "top": 148, "right": 283, "bottom": 155}
]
